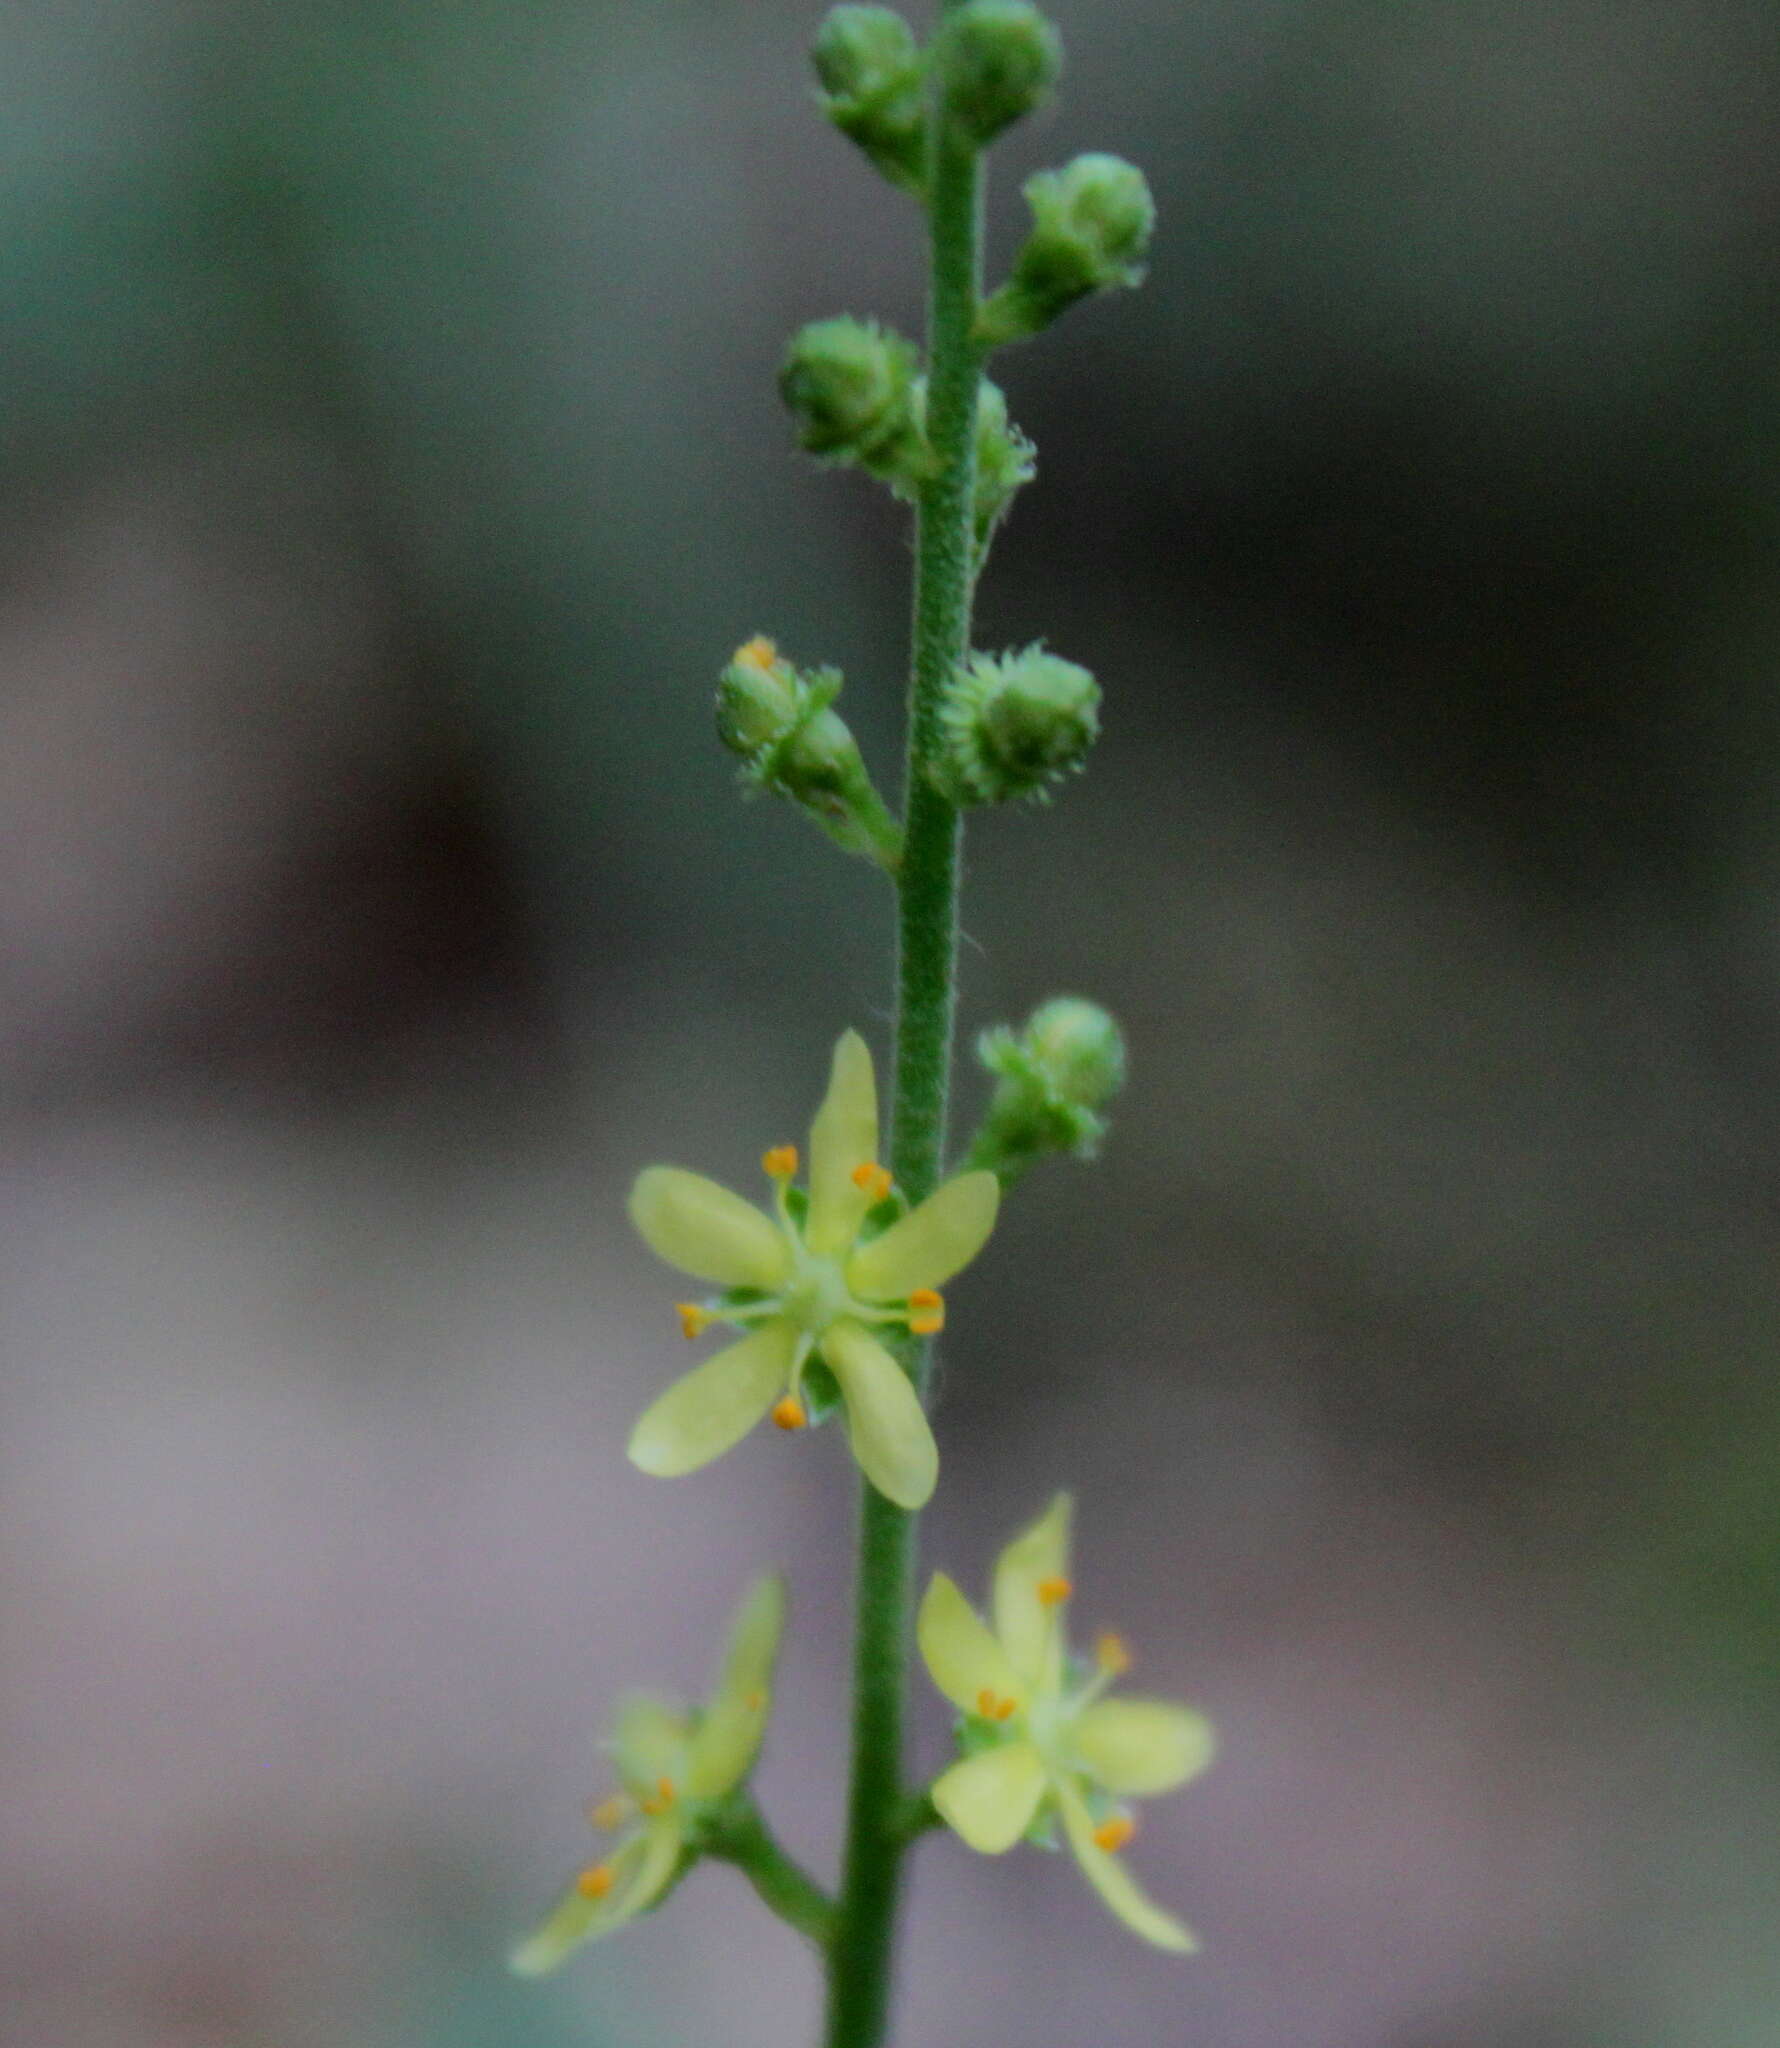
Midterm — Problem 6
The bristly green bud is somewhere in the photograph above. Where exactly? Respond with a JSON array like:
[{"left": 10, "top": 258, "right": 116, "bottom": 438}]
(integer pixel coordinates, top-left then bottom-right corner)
[
  {"left": 933, "top": 645, "right": 1100, "bottom": 806},
  {"left": 938, "top": 0, "right": 1062, "bottom": 146},
  {"left": 780, "top": 317, "right": 937, "bottom": 496},
  {"left": 976, "top": 153, "right": 1156, "bottom": 346},
  {"left": 812, "top": 5, "right": 929, "bottom": 196},
  {"left": 716, "top": 637, "right": 902, "bottom": 871},
  {"left": 972, "top": 379, "right": 1037, "bottom": 566},
  {"left": 967, "top": 997, "right": 1128, "bottom": 1182}
]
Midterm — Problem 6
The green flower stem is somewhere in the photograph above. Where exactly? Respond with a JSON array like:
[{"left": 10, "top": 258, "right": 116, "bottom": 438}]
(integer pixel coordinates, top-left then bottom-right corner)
[
  {"left": 824, "top": 35, "right": 986, "bottom": 2048},
  {"left": 704, "top": 1800, "right": 838, "bottom": 1949}
]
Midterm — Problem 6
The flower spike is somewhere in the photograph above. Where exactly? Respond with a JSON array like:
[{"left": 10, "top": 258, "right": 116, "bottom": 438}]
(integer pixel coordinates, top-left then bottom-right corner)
[
  {"left": 919, "top": 1498, "right": 1213, "bottom": 1951},
  {"left": 626, "top": 1031, "right": 999, "bottom": 1507}
]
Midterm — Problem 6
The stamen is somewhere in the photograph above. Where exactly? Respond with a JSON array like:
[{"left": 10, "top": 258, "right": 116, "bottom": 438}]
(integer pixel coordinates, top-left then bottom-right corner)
[
  {"left": 576, "top": 1862, "right": 616, "bottom": 1899},
  {"left": 976, "top": 1688, "right": 1017, "bottom": 1722},
  {"left": 907, "top": 1287, "right": 944, "bottom": 1336},
  {"left": 1092, "top": 1815, "right": 1136, "bottom": 1855},
  {"left": 638, "top": 1776, "right": 677, "bottom": 1817},
  {"left": 588, "top": 1795, "right": 630, "bottom": 1831},
  {"left": 850, "top": 1160, "right": 893, "bottom": 1202},
  {"left": 744, "top": 1689, "right": 766, "bottom": 1713},
  {"left": 676, "top": 1302, "right": 714, "bottom": 1340},
  {"left": 1036, "top": 1575, "right": 1073, "bottom": 1608},
  {"left": 1095, "top": 1631, "right": 1132, "bottom": 1676},
  {"left": 762, "top": 1145, "right": 799, "bottom": 1180},
  {"left": 735, "top": 636, "right": 779, "bottom": 671},
  {"left": 772, "top": 1396, "right": 808, "bottom": 1431}
]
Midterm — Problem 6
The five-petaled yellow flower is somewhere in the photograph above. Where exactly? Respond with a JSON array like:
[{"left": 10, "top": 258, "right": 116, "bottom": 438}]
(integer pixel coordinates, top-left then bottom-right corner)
[
  {"left": 626, "top": 1030, "right": 999, "bottom": 1508},
  {"left": 510, "top": 1576, "right": 785, "bottom": 1975},
  {"left": 918, "top": 1494, "right": 1213, "bottom": 1951}
]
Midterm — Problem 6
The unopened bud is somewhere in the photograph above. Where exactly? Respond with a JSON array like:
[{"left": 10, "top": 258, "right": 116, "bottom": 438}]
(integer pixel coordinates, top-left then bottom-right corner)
[
  {"left": 939, "top": 0, "right": 1062, "bottom": 146},
  {"left": 715, "top": 639, "right": 902, "bottom": 871},
  {"left": 812, "top": 5, "right": 929, "bottom": 195},
  {"left": 970, "top": 998, "right": 1127, "bottom": 1179},
  {"left": 716, "top": 637, "right": 803, "bottom": 755},
  {"left": 780, "top": 317, "right": 936, "bottom": 494},
  {"left": 976, "top": 154, "right": 1155, "bottom": 346},
  {"left": 934, "top": 645, "right": 1100, "bottom": 806}
]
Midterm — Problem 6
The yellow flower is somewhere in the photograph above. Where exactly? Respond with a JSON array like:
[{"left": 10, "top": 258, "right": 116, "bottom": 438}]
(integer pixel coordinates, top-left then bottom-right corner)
[
  {"left": 918, "top": 1495, "right": 1213, "bottom": 1952},
  {"left": 626, "top": 1030, "right": 999, "bottom": 1508},
  {"left": 510, "top": 1576, "right": 785, "bottom": 1975}
]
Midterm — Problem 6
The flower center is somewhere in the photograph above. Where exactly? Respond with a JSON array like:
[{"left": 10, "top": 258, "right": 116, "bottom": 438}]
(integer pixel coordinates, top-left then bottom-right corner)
[{"left": 780, "top": 1244, "right": 856, "bottom": 1334}]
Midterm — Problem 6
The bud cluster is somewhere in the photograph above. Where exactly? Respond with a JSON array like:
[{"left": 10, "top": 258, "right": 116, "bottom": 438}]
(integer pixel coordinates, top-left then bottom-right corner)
[
  {"left": 933, "top": 645, "right": 1100, "bottom": 807},
  {"left": 717, "top": 639, "right": 902, "bottom": 870},
  {"left": 970, "top": 997, "right": 1127, "bottom": 1181}
]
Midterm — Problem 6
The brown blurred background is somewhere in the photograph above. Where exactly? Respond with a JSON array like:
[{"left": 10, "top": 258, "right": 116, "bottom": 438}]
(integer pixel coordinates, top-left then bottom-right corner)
[{"left": 4, "top": 1, "right": 1780, "bottom": 2043}]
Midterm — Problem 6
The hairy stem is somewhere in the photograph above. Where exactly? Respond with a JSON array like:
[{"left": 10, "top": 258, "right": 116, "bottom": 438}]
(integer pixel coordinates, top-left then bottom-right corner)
[{"left": 823, "top": 41, "right": 985, "bottom": 2048}]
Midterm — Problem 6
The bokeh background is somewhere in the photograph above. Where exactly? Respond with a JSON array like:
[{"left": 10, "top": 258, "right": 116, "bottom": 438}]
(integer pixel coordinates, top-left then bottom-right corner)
[{"left": 6, "top": 1, "right": 1780, "bottom": 2043}]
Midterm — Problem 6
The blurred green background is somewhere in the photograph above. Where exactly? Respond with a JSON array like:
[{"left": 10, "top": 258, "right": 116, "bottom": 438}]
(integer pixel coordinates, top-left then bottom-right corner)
[{"left": 5, "top": 1, "right": 1780, "bottom": 2043}]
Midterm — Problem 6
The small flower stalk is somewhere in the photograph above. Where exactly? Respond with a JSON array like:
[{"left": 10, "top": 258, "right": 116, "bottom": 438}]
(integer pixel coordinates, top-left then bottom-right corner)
[
  {"left": 517, "top": 5, "right": 1185, "bottom": 2039},
  {"left": 919, "top": 1496, "right": 1212, "bottom": 1951},
  {"left": 977, "top": 154, "right": 1157, "bottom": 347},
  {"left": 934, "top": 645, "right": 1101, "bottom": 806},
  {"left": 717, "top": 637, "right": 902, "bottom": 870},
  {"left": 967, "top": 996, "right": 1127, "bottom": 1182}
]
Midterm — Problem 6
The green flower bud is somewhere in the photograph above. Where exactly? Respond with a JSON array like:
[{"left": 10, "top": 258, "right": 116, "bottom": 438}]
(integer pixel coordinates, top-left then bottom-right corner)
[
  {"left": 972, "top": 379, "right": 1037, "bottom": 564},
  {"left": 969, "top": 997, "right": 1128, "bottom": 1180},
  {"left": 812, "top": 5, "right": 929, "bottom": 196},
  {"left": 780, "top": 317, "right": 937, "bottom": 495},
  {"left": 714, "top": 637, "right": 903, "bottom": 871},
  {"left": 939, "top": 0, "right": 1062, "bottom": 146},
  {"left": 934, "top": 645, "right": 1100, "bottom": 806},
  {"left": 716, "top": 636, "right": 804, "bottom": 755},
  {"left": 976, "top": 153, "right": 1156, "bottom": 346}
]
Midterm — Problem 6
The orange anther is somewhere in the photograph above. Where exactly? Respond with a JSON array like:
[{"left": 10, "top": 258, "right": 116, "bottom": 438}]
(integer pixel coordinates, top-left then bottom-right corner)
[
  {"left": 744, "top": 1689, "right": 766, "bottom": 1713},
  {"left": 576, "top": 1862, "right": 616, "bottom": 1899},
  {"left": 976, "top": 1688, "right": 1018, "bottom": 1722},
  {"left": 638, "top": 1775, "right": 677, "bottom": 1817},
  {"left": 850, "top": 1161, "right": 893, "bottom": 1201},
  {"left": 588, "top": 1796, "right": 629, "bottom": 1831},
  {"left": 762, "top": 1145, "right": 798, "bottom": 1180},
  {"left": 1095, "top": 1631, "right": 1132, "bottom": 1676},
  {"left": 735, "top": 636, "right": 779, "bottom": 671},
  {"left": 1036, "top": 1576, "right": 1073, "bottom": 1608},
  {"left": 907, "top": 1287, "right": 944, "bottom": 1336},
  {"left": 772, "top": 1396, "right": 807, "bottom": 1431},
  {"left": 1092, "top": 1815, "right": 1136, "bottom": 1854},
  {"left": 676, "top": 1302, "right": 713, "bottom": 1340}
]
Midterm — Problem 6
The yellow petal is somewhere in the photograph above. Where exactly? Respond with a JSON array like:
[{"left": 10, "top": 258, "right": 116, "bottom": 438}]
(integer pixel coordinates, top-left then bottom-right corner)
[
  {"left": 993, "top": 1492, "right": 1073, "bottom": 1690},
  {"left": 806, "top": 1029, "right": 880, "bottom": 1255},
  {"left": 844, "top": 1170, "right": 999, "bottom": 1300},
  {"left": 508, "top": 1819, "right": 684, "bottom": 1974},
  {"left": 930, "top": 1741, "right": 1048, "bottom": 1853},
  {"left": 610, "top": 1696, "right": 692, "bottom": 1797},
  {"left": 1071, "top": 1699, "right": 1215, "bottom": 1797},
  {"left": 1056, "top": 1777, "right": 1197, "bottom": 1953},
  {"left": 627, "top": 1320, "right": 797, "bottom": 1477},
  {"left": 917, "top": 1571, "right": 1027, "bottom": 1716},
  {"left": 819, "top": 1320, "right": 939, "bottom": 1508},
  {"left": 686, "top": 1575, "right": 786, "bottom": 1799},
  {"left": 629, "top": 1168, "right": 792, "bottom": 1288}
]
